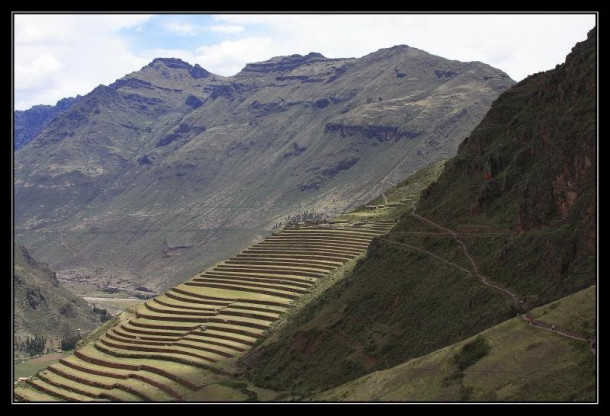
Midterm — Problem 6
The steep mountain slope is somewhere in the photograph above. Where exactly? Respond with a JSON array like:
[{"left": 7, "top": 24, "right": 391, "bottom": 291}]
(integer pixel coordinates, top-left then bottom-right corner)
[
  {"left": 15, "top": 47, "right": 513, "bottom": 292},
  {"left": 14, "top": 96, "right": 80, "bottom": 150},
  {"left": 318, "top": 286, "right": 595, "bottom": 402},
  {"left": 14, "top": 245, "right": 100, "bottom": 346},
  {"left": 417, "top": 28, "right": 596, "bottom": 300},
  {"left": 243, "top": 28, "right": 596, "bottom": 393}
]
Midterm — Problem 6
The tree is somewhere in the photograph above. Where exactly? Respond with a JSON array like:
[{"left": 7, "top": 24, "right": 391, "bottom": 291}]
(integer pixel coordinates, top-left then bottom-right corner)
[
  {"left": 61, "top": 335, "right": 81, "bottom": 351},
  {"left": 21, "top": 335, "right": 46, "bottom": 357}
]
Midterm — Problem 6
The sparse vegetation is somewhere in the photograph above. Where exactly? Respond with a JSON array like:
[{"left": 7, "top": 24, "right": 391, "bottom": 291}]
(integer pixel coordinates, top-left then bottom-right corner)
[{"left": 92, "top": 305, "right": 113, "bottom": 323}]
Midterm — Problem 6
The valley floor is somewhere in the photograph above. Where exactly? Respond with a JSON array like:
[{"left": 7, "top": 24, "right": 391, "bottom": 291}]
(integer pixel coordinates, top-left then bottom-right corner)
[{"left": 14, "top": 352, "right": 70, "bottom": 382}]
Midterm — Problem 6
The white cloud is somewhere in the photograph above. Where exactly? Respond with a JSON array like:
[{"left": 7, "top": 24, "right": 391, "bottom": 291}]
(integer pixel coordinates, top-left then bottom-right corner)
[
  {"left": 207, "top": 24, "right": 244, "bottom": 34},
  {"left": 211, "top": 14, "right": 596, "bottom": 80},
  {"left": 164, "top": 22, "right": 198, "bottom": 36},
  {"left": 15, "top": 54, "right": 62, "bottom": 90},
  {"left": 14, "top": 14, "right": 152, "bottom": 110},
  {"left": 195, "top": 37, "right": 280, "bottom": 75},
  {"left": 14, "top": 14, "right": 596, "bottom": 110}
]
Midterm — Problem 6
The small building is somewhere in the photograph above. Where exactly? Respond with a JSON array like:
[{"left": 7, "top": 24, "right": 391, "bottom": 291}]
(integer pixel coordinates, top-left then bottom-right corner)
[{"left": 18, "top": 377, "right": 29, "bottom": 382}]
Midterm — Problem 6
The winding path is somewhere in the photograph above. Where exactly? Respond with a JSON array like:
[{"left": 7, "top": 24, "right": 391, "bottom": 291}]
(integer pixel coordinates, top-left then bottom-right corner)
[
  {"left": 382, "top": 204, "right": 594, "bottom": 351},
  {"left": 518, "top": 315, "right": 589, "bottom": 342},
  {"left": 410, "top": 206, "right": 519, "bottom": 303},
  {"left": 380, "top": 239, "right": 471, "bottom": 274}
]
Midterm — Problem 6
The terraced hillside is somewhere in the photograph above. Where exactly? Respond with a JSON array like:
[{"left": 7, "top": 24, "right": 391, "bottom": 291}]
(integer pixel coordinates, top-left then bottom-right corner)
[{"left": 14, "top": 221, "right": 393, "bottom": 402}]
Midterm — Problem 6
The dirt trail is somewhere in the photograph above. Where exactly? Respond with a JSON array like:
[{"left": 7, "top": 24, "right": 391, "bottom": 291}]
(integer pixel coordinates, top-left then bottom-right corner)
[
  {"left": 381, "top": 239, "right": 471, "bottom": 274},
  {"left": 410, "top": 207, "right": 519, "bottom": 303},
  {"left": 518, "top": 315, "right": 589, "bottom": 342},
  {"left": 83, "top": 297, "right": 141, "bottom": 303},
  {"left": 381, "top": 205, "right": 593, "bottom": 348}
]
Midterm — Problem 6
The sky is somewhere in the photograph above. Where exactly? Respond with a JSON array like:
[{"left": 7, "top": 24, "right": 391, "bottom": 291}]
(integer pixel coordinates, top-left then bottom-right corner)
[{"left": 14, "top": 13, "right": 596, "bottom": 111}]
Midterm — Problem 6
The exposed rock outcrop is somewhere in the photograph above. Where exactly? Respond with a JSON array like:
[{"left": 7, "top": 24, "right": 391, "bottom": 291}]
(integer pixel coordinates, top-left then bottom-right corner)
[{"left": 324, "top": 123, "right": 422, "bottom": 142}]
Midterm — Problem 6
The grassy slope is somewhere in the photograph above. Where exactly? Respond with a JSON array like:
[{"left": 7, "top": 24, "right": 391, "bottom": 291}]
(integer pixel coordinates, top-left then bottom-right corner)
[
  {"left": 243, "top": 160, "right": 516, "bottom": 393},
  {"left": 318, "top": 286, "right": 596, "bottom": 402},
  {"left": 338, "top": 159, "right": 447, "bottom": 223},
  {"left": 243, "top": 29, "right": 596, "bottom": 395},
  {"left": 416, "top": 29, "right": 596, "bottom": 306}
]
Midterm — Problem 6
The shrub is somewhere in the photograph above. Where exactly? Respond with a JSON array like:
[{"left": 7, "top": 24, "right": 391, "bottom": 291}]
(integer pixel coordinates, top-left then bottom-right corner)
[
  {"left": 61, "top": 335, "right": 81, "bottom": 351},
  {"left": 452, "top": 337, "right": 490, "bottom": 371},
  {"left": 92, "top": 305, "right": 113, "bottom": 322}
]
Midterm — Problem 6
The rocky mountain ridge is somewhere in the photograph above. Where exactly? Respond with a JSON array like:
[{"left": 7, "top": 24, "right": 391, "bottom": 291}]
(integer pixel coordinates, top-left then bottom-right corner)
[{"left": 15, "top": 44, "right": 513, "bottom": 291}]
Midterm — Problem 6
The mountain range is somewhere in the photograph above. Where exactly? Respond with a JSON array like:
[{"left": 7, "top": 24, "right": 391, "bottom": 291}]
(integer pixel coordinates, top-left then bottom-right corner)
[
  {"left": 15, "top": 45, "right": 513, "bottom": 292},
  {"left": 13, "top": 27, "right": 596, "bottom": 403}
]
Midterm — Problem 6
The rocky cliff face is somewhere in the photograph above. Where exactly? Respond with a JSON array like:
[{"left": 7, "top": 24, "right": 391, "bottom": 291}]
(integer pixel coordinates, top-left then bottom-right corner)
[
  {"left": 14, "top": 96, "right": 80, "bottom": 150},
  {"left": 14, "top": 45, "right": 513, "bottom": 291}
]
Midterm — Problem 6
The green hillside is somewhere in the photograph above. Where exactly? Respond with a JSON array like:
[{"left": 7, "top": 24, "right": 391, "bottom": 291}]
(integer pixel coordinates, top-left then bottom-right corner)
[
  {"left": 318, "top": 286, "right": 595, "bottom": 402},
  {"left": 243, "top": 28, "right": 596, "bottom": 394}
]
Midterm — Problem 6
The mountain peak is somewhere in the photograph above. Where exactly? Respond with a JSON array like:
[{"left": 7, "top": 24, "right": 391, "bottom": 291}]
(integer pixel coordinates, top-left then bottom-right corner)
[
  {"left": 363, "top": 44, "right": 421, "bottom": 61},
  {"left": 149, "top": 57, "right": 193, "bottom": 70},
  {"left": 384, "top": 44, "right": 411, "bottom": 53},
  {"left": 303, "top": 52, "right": 326, "bottom": 59},
  {"left": 237, "top": 51, "right": 331, "bottom": 75},
  {"left": 16, "top": 39, "right": 515, "bottom": 293},
  {"left": 147, "top": 58, "right": 210, "bottom": 79}
]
